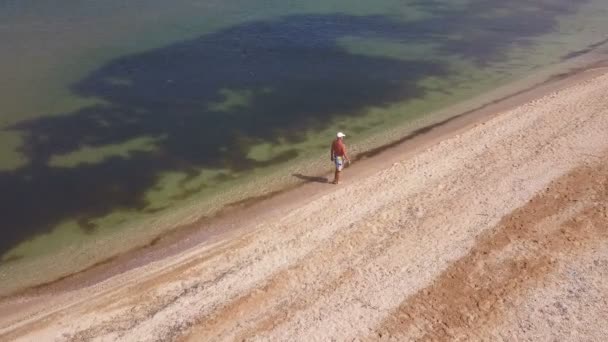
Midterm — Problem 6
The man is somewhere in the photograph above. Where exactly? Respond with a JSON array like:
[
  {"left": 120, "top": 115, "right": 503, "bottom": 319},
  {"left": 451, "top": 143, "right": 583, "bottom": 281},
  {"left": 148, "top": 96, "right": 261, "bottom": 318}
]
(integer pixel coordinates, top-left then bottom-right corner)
[{"left": 330, "top": 132, "right": 351, "bottom": 184}]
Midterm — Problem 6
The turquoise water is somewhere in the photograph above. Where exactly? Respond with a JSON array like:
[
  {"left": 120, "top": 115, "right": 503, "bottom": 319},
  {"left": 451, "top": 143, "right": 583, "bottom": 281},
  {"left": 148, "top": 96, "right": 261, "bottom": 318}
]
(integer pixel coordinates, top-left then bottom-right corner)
[{"left": 1, "top": 0, "right": 608, "bottom": 292}]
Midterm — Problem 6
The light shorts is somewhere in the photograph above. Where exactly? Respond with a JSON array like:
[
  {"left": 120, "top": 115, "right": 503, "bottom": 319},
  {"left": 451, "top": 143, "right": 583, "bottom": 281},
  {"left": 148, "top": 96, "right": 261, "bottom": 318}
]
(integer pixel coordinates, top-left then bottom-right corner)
[{"left": 335, "top": 156, "right": 344, "bottom": 171}]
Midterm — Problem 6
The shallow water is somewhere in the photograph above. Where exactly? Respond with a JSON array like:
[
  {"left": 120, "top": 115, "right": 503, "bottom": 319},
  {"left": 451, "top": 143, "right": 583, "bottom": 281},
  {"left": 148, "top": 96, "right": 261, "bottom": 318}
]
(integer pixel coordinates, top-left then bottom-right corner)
[{"left": 1, "top": 0, "right": 608, "bottom": 291}]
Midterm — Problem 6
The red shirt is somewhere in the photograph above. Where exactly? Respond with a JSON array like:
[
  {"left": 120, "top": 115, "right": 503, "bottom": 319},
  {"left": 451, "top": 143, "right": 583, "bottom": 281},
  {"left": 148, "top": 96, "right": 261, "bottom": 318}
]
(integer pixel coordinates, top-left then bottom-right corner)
[{"left": 331, "top": 139, "right": 346, "bottom": 157}]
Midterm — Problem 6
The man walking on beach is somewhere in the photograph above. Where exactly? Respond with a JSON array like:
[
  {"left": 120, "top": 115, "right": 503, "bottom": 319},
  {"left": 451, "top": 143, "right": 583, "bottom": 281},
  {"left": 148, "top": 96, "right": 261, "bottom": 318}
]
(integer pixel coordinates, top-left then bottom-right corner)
[{"left": 330, "top": 132, "right": 351, "bottom": 184}]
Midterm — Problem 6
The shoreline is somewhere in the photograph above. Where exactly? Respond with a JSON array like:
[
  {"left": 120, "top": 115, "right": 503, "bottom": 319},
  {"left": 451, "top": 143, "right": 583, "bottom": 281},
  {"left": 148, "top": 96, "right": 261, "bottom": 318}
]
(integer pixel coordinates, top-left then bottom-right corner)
[
  {"left": 1, "top": 57, "right": 607, "bottom": 340},
  {"left": 2, "top": 50, "right": 608, "bottom": 301}
]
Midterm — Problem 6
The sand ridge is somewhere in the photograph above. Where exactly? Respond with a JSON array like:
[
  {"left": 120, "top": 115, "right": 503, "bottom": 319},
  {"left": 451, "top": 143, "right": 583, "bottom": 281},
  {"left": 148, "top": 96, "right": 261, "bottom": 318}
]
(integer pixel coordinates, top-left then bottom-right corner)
[{"left": 1, "top": 72, "right": 608, "bottom": 341}]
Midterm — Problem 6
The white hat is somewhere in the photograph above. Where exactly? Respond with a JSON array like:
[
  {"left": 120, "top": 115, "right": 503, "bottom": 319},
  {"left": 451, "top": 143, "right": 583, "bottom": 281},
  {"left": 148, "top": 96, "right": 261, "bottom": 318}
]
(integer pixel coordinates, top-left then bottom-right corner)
[{"left": 337, "top": 132, "right": 346, "bottom": 138}]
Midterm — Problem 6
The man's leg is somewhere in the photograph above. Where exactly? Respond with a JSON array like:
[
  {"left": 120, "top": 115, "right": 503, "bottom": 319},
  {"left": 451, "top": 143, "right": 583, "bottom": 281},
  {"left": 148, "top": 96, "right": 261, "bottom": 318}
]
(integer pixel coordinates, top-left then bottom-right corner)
[{"left": 333, "top": 170, "right": 341, "bottom": 184}]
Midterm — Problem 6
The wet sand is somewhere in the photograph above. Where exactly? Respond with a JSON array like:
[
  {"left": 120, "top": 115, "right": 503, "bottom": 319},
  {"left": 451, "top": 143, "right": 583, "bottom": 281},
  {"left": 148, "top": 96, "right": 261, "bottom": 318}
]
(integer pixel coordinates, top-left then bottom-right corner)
[{"left": 1, "top": 65, "right": 608, "bottom": 340}]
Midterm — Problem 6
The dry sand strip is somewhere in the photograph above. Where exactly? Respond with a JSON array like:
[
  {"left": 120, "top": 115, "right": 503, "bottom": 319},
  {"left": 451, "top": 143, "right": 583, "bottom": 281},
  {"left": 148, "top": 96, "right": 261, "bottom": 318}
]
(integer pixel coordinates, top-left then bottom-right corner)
[{"left": 1, "top": 72, "right": 608, "bottom": 341}]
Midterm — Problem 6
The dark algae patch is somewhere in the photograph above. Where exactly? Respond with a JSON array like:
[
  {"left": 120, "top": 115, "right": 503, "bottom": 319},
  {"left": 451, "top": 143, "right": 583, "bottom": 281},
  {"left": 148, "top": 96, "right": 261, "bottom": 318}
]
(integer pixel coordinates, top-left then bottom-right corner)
[
  {"left": 0, "top": 0, "right": 599, "bottom": 262},
  {"left": 1, "top": 15, "right": 445, "bottom": 258}
]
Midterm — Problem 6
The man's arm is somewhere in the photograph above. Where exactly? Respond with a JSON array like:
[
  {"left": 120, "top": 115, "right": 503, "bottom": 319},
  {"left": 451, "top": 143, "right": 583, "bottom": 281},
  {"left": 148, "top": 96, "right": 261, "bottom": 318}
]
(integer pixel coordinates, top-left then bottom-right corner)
[
  {"left": 330, "top": 144, "right": 335, "bottom": 161},
  {"left": 344, "top": 145, "right": 351, "bottom": 164}
]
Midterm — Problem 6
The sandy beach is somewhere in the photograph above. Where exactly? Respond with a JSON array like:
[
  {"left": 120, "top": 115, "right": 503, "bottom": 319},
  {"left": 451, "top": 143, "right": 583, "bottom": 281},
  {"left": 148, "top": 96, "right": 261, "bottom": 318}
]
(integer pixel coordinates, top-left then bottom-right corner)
[{"left": 1, "top": 66, "right": 608, "bottom": 341}]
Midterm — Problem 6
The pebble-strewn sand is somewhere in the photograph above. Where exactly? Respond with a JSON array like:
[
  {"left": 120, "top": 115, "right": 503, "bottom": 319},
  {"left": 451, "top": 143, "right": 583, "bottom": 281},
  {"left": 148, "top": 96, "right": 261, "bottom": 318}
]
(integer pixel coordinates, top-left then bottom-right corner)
[{"left": 1, "top": 72, "right": 607, "bottom": 341}]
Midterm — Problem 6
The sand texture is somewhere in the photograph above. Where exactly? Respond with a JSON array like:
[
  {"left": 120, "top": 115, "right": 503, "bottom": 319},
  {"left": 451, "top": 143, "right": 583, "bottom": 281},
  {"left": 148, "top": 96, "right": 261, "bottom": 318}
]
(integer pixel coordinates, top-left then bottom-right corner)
[{"left": 1, "top": 72, "right": 608, "bottom": 341}]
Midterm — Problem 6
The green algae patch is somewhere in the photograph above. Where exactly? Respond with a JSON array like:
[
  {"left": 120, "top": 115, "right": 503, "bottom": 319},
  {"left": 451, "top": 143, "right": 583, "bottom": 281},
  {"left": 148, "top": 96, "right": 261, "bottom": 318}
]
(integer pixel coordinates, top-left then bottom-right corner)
[
  {"left": 2, "top": 220, "right": 86, "bottom": 262},
  {"left": 337, "top": 37, "right": 443, "bottom": 62},
  {"left": 143, "top": 170, "right": 220, "bottom": 209},
  {"left": 0, "top": 131, "right": 27, "bottom": 171},
  {"left": 48, "top": 136, "right": 162, "bottom": 168},
  {"left": 208, "top": 88, "right": 256, "bottom": 113},
  {"left": 246, "top": 141, "right": 297, "bottom": 163}
]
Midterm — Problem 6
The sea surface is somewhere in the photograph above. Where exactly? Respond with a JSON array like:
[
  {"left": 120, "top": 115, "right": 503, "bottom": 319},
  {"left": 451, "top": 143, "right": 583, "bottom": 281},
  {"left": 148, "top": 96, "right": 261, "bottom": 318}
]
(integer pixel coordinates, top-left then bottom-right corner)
[{"left": 1, "top": 0, "right": 608, "bottom": 293}]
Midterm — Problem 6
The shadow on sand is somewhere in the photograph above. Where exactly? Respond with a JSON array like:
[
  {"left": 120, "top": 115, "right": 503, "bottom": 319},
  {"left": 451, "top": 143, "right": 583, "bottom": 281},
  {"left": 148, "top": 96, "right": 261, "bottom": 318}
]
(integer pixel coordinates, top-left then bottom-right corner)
[{"left": 292, "top": 173, "right": 330, "bottom": 184}]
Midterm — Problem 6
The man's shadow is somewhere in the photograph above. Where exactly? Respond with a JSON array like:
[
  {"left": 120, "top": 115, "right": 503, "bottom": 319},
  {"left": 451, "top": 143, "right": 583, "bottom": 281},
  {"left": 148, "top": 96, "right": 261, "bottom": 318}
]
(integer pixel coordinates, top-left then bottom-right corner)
[{"left": 292, "top": 173, "right": 329, "bottom": 184}]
